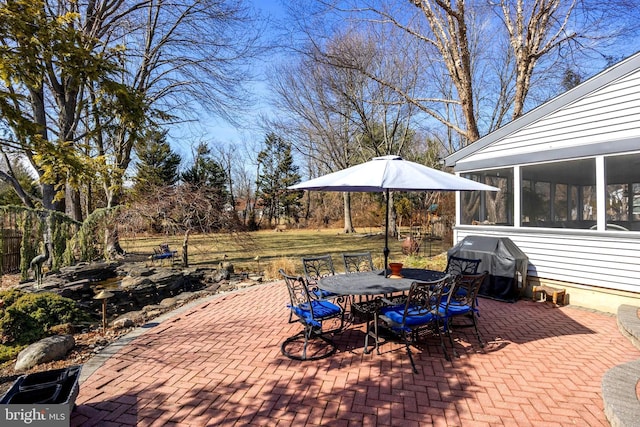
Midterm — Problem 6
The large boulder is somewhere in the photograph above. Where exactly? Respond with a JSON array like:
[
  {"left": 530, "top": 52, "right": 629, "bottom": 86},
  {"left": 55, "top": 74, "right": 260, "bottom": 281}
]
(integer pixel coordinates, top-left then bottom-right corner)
[
  {"left": 15, "top": 335, "right": 75, "bottom": 371},
  {"left": 57, "top": 262, "right": 119, "bottom": 282}
]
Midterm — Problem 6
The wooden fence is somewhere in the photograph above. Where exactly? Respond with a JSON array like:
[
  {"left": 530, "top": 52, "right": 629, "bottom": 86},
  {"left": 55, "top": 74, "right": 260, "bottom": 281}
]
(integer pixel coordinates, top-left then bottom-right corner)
[{"left": 1, "top": 228, "right": 22, "bottom": 274}]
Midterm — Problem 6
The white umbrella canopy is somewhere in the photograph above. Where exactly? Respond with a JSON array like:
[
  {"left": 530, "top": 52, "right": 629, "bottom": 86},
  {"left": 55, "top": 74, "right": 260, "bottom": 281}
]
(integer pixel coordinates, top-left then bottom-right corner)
[
  {"left": 289, "top": 155, "right": 499, "bottom": 272},
  {"left": 289, "top": 155, "right": 499, "bottom": 192}
]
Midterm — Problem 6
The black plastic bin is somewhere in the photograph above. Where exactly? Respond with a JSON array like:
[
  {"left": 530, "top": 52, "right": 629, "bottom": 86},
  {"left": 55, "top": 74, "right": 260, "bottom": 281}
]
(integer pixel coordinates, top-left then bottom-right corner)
[
  {"left": 0, "top": 365, "right": 82, "bottom": 407},
  {"left": 5, "top": 384, "right": 63, "bottom": 404}
]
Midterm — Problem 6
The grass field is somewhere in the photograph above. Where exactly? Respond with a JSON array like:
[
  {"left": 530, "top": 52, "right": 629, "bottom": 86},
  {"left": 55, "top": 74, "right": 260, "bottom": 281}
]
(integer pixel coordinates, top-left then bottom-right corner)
[{"left": 120, "top": 228, "right": 450, "bottom": 279}]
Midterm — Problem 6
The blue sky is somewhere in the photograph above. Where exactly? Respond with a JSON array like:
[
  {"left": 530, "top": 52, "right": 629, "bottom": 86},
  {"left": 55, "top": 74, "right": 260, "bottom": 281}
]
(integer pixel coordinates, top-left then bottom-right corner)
[
  {"left": 168, "top": 0, "right": 287, "bottom": 162},
  {"left": 169, "top": 0, "right": 640, "bottom": 166}
]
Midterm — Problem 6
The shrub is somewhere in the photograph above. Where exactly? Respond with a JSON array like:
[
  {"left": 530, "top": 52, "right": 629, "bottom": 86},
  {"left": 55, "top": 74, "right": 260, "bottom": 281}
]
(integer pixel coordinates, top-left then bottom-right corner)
[
  {"left": 265, "top": 257, "right": 297, "bottom": 280},
  {"left": 0, "top": 305, "right": 44, "bottom": 345},
  {"left": 0, "top": 344, "right": 26, "bottom": 364},
  {"left": 0, "top": 289, "right": 24, "bottom": 307},
  {"left": 0, "top": 290, "right": 90, "bottom": 345}
]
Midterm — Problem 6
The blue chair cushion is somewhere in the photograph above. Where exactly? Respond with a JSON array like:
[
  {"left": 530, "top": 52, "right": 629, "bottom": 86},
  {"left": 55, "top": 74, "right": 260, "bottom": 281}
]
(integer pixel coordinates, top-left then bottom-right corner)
[
  {"left": 152, "top": 251, "right": 177, "bottom": 260},
  {"left": 290, "top": 300, "right": 341, "bottom": 327},
  {"left": 439, "top": 302, "right": 472, "bottom": 316},
  {"left": 380, "top": 304, "right": 436, "bottom": 328}
]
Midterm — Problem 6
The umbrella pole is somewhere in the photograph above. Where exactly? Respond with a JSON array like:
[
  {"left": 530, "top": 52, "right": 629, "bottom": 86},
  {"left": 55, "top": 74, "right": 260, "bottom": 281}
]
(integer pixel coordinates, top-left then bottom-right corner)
[{"left": 384, "top": 189, "right": 390, "bottom": 276}]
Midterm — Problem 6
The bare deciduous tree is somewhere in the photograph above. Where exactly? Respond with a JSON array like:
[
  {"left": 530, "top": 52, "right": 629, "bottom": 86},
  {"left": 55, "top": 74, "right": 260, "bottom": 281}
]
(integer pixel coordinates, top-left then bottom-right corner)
[
  {"left": 270, "top": 25, "right": 424, "bottom": 235},
  {"left": 89, "top": 0, "right": 264, "bottom": 208},
  {"left": 0, "top": 0, "right": 263, "bottom": 217},
  {"left": 296, "top": 0, "right": 640, "bottom": 148}
]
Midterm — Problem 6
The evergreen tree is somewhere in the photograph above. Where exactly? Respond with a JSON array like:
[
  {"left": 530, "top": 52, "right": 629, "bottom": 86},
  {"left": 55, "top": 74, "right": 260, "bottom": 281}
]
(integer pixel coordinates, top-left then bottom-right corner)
[
  {"left": 132, "top": 130, "right": 181, "bottom": 195},
  {"left": 181, "top": 142, "right": 229, "bottom": 204},
  {"left": 255, "top": 133, "right": 302, "bottom": 225}
]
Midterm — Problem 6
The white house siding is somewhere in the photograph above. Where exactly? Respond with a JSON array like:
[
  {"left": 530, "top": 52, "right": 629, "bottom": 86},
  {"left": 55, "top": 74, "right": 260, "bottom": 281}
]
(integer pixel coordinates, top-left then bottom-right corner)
[
  {"left": 457, "top": 68, "right": 640, "bottom": 165},
  {"left": 444, "top": 54, "right": 640, "bottom": 312},
  {"left": 453, "top": 226, "right": 640, "bottom": 293}
]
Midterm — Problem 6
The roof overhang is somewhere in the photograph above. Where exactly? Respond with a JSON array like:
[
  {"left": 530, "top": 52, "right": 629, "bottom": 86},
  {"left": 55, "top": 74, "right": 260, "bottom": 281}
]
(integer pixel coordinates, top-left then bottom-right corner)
[
  {"left": 445, "top": 50, "right": 640, "bottom": 171},
  {"left": 453, "top": 138, "right": 640, "bottom": 172}
]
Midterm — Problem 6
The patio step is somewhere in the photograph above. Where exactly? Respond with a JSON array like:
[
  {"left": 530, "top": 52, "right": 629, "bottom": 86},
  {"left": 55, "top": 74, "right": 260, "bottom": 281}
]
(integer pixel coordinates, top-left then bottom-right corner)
[
  {"left": 618, "top": 304, "right": 640, "bottom": 351},
  {"left": 602, "top": 359, "right": 640, "bottom": 427},
  {"left": 601, "top": 305, "right": 640, "bottom": 427}
]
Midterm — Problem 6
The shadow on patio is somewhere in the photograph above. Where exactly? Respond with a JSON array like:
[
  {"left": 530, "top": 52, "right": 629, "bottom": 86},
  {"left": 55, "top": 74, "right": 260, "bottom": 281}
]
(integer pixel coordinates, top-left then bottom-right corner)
[{"left": 71, "top": 281, "right": 637, "bottom": 426}]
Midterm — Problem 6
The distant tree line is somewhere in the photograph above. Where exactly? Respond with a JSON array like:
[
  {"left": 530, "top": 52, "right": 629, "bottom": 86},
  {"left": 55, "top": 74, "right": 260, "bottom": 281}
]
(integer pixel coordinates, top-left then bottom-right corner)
[{"left": 2, "top": 0, "right": 639, "bottom": 256}]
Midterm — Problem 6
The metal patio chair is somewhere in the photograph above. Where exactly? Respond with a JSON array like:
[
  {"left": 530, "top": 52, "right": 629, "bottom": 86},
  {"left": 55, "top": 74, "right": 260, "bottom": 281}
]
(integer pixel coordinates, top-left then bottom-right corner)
[
  {"left": 377, "top": 274, "right": 455, "bottom": 373},
  {"left": 280, "top": 269, "right": 344, "bottom": 361},
  {"left": 341, "top": 251, "right": 381, "bottom": 335},
  {"left": 439, "top": 272, "right": 488, "bottom": 357},
  {"left": 151, "top": 243, "right": 179, "bottom": 266},
  {"left": 444, "top": 255, "right": 483, "bottom": 313},
  {"left": 342, "top": 251, "right": 375, "bottom": 304},
  {"left": 342, "top": 252, "right": 375, "bottom": 274},
  {"left": 342, "top": 251, "right": 400, "bottom": 331},
  {"left": 302, "top": 255, "right": 339, "bottom": 301},
  {"left": 444, "top": 255, "right": 481, "bottom": 275}
]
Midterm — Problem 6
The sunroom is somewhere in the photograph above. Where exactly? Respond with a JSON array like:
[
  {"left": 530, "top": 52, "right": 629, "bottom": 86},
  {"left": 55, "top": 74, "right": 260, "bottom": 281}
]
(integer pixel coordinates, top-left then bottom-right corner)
[{"left": 445, "top": 52, "right": 640, "bottom": 313}]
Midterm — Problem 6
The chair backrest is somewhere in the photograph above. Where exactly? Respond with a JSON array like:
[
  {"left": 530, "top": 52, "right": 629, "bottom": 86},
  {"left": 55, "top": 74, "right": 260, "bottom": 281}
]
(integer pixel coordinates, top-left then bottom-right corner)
[
  {"left": 401, "top": 275, "right": 455, "bottom": 325},
  {"left": 279, "top": 269, "right": 314, "bottom": 316},
  {"left": 302, "top": 255, "right": 335, "bottom": 283},
  {"left": 447, "top": 271, "right": 488, "bottom": 309},
  {"left": 342, "top": 252, "right": 374, "bottom": 273},
  {"left": 444, "top": 256, "right": 481, "bottom": 276}
]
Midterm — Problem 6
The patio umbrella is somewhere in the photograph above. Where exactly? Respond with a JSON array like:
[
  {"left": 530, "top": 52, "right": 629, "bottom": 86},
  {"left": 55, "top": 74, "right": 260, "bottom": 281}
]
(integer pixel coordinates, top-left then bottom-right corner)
[{"left": 288, "top": 155, "right": 499, "bottom": 273}]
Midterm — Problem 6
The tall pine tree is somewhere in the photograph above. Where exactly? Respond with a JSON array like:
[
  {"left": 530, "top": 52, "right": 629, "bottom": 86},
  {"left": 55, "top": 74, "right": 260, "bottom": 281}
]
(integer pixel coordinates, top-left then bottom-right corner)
[
  {"left": 132, "top": 130, "right": 181, "bottom": 196},
  {"left": 181, "top": 142, "right": 229, "bottom": 210},
  {"left": 255, "top": 133, "right": 302, "bottom": 226}
]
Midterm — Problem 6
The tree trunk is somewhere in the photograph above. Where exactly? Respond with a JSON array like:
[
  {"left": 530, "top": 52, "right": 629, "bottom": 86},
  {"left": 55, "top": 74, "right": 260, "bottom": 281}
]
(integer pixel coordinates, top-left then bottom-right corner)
[
  {"left": 103, "top": 195, "right": 125, "bottom": 259},
  {"left": 67, "top": 182, "right": 83, "bottom": 222},
  {"left": 42, "top": 182, "right": 65, "bottom": 212},
  {"left": 104, "top": 224, "right": 126, "bottom": 259},
  {"left": 182, "top": 230, "right": 190, "bottom": 267},
  {"left": 388, "top": 191, "right": 397, "bottom": 238},
  {"left": 343, "top": 192, "right": 355, "bottom": 233}
]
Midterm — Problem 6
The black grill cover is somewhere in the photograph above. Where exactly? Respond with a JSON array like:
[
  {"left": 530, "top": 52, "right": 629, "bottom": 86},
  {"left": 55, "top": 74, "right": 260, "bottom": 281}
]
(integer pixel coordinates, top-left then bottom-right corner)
[{"left": 448, "top": 236, "right": 528, "bottom": 302}]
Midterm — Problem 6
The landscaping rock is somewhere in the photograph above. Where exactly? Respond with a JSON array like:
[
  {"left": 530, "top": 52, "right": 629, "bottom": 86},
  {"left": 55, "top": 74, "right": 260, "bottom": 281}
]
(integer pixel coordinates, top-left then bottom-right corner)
[
  {"left": 15, "top": 335, "right": 75, "bottom": 371},
  {"left": 215, "top": 269, "right": 231, "bottom": 282},
  {"left": 57, "top": 262, "right": 119, "bottom": 282},
  {"left": 16, "top": 261, "right": 261, "bottom": 334},
  {"left": 123, "top": 265, "right": 155, "bottom": 278},
  {"left": 120, "top": 275, "right": 153, "bottom": 290},
  {"left": 160, "top": 297, "right": 178, "bottom": 307},
  {"left": 112, "top": 310, "right": 145, "bottom": 328},
  {"left": 112, "top": 317, "right": 135, "bottom": 329}
]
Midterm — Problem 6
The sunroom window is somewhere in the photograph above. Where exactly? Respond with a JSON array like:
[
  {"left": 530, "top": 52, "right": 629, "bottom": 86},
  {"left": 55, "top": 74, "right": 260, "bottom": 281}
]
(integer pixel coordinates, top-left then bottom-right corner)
[
  {"left": 521, "top": 159, "right": 595, "bottom": 228},
  {"left": 459, "top": 154, "right": 640, "bottom": 231},
  {"left": 460, "top": 168, "right": 513, "bottom": 225},
  {"left": 605, "top": 153, "right": 640, "bottom": 231}
]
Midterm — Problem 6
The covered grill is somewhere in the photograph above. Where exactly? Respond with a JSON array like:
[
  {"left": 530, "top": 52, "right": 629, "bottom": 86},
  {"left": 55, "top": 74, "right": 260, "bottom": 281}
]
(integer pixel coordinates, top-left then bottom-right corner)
[{"left": 448, "top": 236, "right": 528, "bottom": 302}]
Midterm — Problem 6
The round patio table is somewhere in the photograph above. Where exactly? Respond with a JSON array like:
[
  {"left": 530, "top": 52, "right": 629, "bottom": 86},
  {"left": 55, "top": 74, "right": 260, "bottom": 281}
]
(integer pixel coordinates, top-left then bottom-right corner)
[
  {"left": 319, "top": 268, "right": 446, "bottom": 354},
  {"left": 318, "top": 268, "right": 445, "bottom": 296}
]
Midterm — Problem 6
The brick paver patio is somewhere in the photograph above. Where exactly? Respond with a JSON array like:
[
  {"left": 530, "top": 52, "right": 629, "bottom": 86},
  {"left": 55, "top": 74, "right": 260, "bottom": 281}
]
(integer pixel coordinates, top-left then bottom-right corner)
[{"left": 71, "top": 281, "right": 639, "bottom": 426}]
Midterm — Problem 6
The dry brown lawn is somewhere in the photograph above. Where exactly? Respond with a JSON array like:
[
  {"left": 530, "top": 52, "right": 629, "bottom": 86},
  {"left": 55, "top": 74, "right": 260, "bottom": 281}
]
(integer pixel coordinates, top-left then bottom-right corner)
[{"left": 120, "top": 228, "right": 449, "bottom": 279}]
